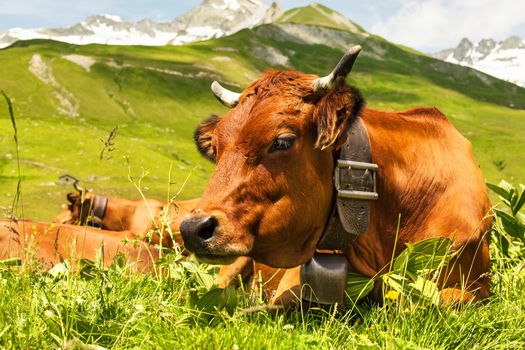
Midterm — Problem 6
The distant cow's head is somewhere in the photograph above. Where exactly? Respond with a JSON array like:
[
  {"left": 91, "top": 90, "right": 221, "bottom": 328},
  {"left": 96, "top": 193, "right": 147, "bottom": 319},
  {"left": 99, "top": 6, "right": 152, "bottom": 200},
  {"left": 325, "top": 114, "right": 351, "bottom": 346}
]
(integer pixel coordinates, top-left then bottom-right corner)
[
  {"left": 181, "top": 46, "right": 364, "bottom": 268},
  {"left": 55, "top": 190, "right": 96, "bottom": 226}
]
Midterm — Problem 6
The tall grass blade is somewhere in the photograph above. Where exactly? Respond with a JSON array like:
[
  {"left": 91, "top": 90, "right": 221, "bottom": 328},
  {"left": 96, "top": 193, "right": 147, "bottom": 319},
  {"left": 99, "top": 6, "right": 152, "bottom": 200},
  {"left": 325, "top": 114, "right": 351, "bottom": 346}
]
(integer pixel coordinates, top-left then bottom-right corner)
[{"left": 1, "top": 90, "right": 23, "bottom": 216}]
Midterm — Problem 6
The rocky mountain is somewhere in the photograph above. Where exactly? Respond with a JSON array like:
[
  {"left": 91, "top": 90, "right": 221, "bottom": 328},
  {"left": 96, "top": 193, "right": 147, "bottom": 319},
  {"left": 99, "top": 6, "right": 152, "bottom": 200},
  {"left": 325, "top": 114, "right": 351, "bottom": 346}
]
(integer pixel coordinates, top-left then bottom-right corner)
[
  {"left": 0, "top": 0, "right": 282, "bottom": 48},
  {"left": 433, "top": 36, "right": 525, "bottom": 87},
  {"left": 170, "top": 0, "right": 282, "bottom": 45}
]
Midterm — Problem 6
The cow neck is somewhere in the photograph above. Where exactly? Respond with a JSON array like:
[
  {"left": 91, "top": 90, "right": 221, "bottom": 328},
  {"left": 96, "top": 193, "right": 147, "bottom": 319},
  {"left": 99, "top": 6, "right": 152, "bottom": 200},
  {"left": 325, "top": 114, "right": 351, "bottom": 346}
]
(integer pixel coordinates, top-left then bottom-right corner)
[{"left": 316, "top": 115, "right": 379, "bottom": 251}]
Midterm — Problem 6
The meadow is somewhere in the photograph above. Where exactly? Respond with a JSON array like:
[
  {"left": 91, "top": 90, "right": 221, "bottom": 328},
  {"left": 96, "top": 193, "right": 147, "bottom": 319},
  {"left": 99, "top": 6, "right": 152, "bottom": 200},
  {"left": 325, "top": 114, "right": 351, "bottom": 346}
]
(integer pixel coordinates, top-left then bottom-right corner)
[
  {"left": 0, "top": 183, "right": 524, "bottom": 349},
  {"left": 1, "top": 4, "right": 525, "bottom": 349}
]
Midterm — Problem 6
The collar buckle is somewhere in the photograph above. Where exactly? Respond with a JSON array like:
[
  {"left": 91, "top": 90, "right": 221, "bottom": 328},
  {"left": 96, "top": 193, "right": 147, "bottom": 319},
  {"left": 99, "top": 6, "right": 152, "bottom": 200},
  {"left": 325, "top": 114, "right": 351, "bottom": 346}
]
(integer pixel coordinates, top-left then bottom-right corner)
[{"left": 334, "top": 160, "right": 378, "bottom": 200}]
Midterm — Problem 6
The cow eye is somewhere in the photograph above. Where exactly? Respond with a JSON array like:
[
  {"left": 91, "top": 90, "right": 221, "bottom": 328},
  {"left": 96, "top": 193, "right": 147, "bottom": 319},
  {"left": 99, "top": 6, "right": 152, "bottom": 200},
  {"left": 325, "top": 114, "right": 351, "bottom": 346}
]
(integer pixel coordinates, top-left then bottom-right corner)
[{"left": 269, "top": 134, "right": 296, "bottom": 153}]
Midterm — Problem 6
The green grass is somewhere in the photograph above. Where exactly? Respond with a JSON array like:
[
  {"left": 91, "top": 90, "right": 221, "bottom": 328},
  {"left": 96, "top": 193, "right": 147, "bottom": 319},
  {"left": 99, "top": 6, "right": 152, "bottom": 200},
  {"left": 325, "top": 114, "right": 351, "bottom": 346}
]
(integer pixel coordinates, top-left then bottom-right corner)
[
  {"left": 0, "top": 233, "right": 524, "bottom": 349},
  {"left": 276, "top": 3, "right": 366, "bottom": 33}
]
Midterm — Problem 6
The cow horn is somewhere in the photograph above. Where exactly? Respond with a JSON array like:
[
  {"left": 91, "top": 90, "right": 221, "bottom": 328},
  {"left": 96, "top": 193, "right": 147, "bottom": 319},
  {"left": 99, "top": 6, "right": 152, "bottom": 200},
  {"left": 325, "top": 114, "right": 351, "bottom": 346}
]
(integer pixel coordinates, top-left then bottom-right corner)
[
  {"left": 211, "top": 81, "right": 241, "bottom": 108},
  {"left": 73, "top": 181, "right": 84, "bottom": 193},
  {"left": 313, "top": 45, "right": 362, "bottom": 96}
]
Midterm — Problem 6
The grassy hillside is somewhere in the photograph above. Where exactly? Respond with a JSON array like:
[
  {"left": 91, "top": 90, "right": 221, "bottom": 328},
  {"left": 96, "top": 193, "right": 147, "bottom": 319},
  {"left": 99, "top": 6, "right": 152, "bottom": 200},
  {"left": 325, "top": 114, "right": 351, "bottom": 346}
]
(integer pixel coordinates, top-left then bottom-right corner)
[
  {"left": 276, "top": 3, "right": 367, "bottom": 33},
  {"left": 0, "top": 6, "right": 524, "bottom": 221}
]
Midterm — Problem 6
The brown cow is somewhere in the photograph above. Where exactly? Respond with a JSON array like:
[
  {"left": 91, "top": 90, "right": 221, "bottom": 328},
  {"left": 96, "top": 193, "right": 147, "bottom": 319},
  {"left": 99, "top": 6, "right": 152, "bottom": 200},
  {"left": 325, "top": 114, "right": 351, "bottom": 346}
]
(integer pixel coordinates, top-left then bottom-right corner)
[
  {"left": 0, "top": 220, "right": 158, "bottom": 272},
  {"left": 180, "top": 46, "right": 492, "bottom": 306},
  {"left": 55, "top": 190, "right": 198, "bottom": 247},
  {"left": 55, "top": 190, "right": 254, "bottom": 287}
]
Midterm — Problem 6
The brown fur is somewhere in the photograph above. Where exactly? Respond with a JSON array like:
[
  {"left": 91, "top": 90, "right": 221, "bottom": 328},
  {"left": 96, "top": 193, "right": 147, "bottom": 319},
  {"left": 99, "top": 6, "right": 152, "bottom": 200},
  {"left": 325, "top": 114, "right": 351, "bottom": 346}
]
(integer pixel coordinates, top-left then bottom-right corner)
[
  {"left": 55, "top": 190, "right": 199, "bottom": 247},
  {"left": 186, "top": 69, "right": 492, "bottom": 306},
  {"left": 0, "top": 219, "right": 255, "bottom": 288},
  {"left": 55, "top": 191, "right": 253, "bottom": 287},
  {"left": 313, "top": 84, "right": 364, "bottom": 149},
  {"left": 194, "top": 114, "right": 221, "bottom": 162},
  {"left": 0, "top": 220, "right": 158, "bottom": 272}
]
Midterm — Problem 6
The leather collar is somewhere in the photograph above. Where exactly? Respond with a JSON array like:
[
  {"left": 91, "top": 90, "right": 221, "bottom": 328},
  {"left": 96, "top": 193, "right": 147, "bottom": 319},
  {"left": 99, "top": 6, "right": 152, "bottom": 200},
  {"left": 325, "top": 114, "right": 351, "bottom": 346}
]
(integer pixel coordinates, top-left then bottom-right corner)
[
  {"left": 299, "top": 116, "right": 379, "bottom": 305},
  {"left": 91, "top": 195, "right": 108, "bottom": 224},
  {"left": 316, "top": 115, "right": 378, "bottom": 250}
]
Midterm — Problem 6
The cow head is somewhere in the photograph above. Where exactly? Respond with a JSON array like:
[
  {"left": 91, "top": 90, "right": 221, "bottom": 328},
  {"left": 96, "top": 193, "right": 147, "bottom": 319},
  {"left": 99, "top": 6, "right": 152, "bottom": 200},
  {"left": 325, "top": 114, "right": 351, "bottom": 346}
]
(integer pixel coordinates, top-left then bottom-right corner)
[
  {"left": 54, "top": 190, "right": 96, "bottom": 226},
  {"left": 181, "top": 46, "right": 364, "bottom": 268}
]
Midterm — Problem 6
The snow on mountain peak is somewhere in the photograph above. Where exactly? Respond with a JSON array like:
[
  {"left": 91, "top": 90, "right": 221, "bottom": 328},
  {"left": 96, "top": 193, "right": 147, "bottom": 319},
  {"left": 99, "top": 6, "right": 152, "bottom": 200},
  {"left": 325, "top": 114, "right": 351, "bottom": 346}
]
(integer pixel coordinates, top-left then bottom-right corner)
[
  {"left": 433, "top": 36, "right": 525, "bottom": 88},
  {"left": 214, "top": 0, "right": 241, "bottom": 10},
  {"left": 81, "top": 14, "right": 124, "bottom": 27},
  {"left": 0, "top": 0, "right": 282, "bottom": 48},
  {"left": 101, "top": 14, "right": 124, "bottom": 22}
]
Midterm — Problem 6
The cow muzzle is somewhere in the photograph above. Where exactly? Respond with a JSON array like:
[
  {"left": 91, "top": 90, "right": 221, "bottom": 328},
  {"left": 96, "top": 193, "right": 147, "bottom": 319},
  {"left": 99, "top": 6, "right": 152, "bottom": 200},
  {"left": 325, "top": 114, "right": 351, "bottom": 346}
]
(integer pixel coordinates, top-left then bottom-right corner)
[
  {"left": 180, "top": 215, "right": 218, "bottom": 253},
  {"left": 180, "top": 211, "right": 252, "bottom": 264}
]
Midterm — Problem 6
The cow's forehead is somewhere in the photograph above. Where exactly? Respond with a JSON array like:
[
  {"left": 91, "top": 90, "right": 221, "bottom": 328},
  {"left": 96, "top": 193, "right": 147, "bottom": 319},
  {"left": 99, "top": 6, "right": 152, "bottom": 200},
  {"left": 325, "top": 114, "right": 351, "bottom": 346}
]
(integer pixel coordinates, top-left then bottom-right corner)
[
  {"left": 242, "top": 69, "right": 316, "bottom": 98},
  {"left": 215, "top": 70, "right": 318, "bottom": 139},
  {"left": 216, "top": 93, "right": 311, "bottom": 147}
]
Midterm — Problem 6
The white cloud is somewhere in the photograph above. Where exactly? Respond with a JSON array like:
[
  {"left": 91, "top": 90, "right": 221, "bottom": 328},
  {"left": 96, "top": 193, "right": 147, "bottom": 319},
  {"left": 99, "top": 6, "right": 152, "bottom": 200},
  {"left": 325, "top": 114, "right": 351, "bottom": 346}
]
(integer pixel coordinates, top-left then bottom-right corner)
[{"left": 371, "top": 0, "right": 525, "bottom": 52}]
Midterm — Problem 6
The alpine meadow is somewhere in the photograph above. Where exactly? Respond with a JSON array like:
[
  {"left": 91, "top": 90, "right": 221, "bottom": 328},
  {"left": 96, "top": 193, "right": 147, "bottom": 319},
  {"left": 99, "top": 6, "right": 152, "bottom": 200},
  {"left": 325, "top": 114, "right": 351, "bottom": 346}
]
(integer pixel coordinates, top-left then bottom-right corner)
[{"left": 1, "top": 3, "right": 525, "bottom": 349}]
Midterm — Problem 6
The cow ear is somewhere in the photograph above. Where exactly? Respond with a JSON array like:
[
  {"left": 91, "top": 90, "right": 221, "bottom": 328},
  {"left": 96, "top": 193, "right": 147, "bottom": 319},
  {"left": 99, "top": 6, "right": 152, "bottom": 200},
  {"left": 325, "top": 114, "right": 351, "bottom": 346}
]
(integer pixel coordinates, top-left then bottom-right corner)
[
  {"left": 194, "top": 114, "right": 221, "bottom": 162},
  {"left": 312, "top": 85, "right": 364, "bottom": 150}
]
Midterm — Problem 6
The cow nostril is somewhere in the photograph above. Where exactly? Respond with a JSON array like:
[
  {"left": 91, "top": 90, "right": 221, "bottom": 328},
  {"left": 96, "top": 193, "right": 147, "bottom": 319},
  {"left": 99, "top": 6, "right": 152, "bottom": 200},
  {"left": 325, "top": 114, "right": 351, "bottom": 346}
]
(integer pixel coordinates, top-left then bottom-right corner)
[
  {"left": 180, "top": 215, "right": 220, "bottom": 252},
  {"left": 198, "top": 216, "right": 218, "bottom": 241}
]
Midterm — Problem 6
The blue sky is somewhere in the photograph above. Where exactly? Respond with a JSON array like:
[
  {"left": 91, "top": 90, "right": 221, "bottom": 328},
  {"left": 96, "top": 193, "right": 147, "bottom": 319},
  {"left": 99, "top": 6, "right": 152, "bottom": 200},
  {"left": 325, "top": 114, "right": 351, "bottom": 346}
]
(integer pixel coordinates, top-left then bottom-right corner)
[{"left": 1, "top": 0, "right": 524, "bottom": 52}]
